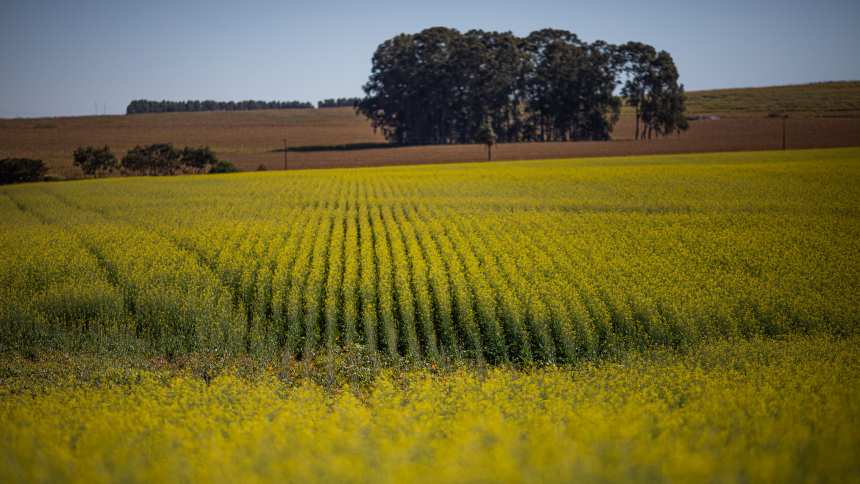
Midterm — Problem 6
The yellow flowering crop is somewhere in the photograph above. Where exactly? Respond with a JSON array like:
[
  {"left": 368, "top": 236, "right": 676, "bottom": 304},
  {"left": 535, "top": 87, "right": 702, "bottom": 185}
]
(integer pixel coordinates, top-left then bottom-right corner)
[
  {"left": 1, "top": 336, "right": 857, "bottom": 483},
  {"left": 1, "top": 148, "right": 858, "bottom": 362}
]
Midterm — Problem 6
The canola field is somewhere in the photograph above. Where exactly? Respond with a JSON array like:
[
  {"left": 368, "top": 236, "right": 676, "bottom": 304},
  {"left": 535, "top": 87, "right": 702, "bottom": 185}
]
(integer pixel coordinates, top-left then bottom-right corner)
[
  {"left": 2, "top": 336, "right": 858, "bottom": 482},
  {"left": 1, "top": 148, "right": 860, "bottom": 482},
  {"left": 1, "top": 148, "right": 858, "bottom": 362}
]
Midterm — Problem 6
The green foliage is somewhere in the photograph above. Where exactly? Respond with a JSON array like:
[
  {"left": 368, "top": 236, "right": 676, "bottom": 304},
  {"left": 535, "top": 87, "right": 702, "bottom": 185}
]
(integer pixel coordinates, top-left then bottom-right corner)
[
  {"left": 208, "top": 159, "right": 238, "bottom": 174},
  {"left": 126, "top": 99, "right": 313, "bottom": 114},
  {"left": 121, "top": 143, "right": 182, "bottom": 176},
  {"left": 180, "top": 146, "right": 218, "bottom": 173},
  {"left": 0, "top": 158, "right": 46, "bottom": 185},
  {"left": 618, "top": 42, "right": 688, "bottom": 139},
  {"left": 121, "top": 144, "right": 223, "bottom": 176},
  {"left": 317, "top": 97, "right": 361, "bottom": 109},
  {"left": 357, "top": 28, "right": 681, "bottom": 145},
  {"left": 73, "top": 145, "right": 118, "bottom": 177}
]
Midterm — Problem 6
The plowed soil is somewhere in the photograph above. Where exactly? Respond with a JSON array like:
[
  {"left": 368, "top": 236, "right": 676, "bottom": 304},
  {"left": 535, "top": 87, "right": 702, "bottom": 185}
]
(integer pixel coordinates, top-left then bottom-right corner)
[{"left": 2, "top": 82, "right": 859, "bottom": 176}]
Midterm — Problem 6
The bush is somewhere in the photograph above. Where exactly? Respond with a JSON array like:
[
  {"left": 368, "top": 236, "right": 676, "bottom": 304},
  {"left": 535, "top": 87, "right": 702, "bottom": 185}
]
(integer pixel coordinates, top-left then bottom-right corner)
[
  {"left": 0, "top": 158, "right": 47, "bottom": 184},
  {"left": 181, "top": 147, "right": 218, "bottom": 173},
  {"left": 122, "top": 144, "right": 182, "bottom": 176},
  {"left": 73, "top": 146, "right": 117, "bottom": 177},
  {"left": 209, "top": 160, "right": 238, "bottom": 174}
]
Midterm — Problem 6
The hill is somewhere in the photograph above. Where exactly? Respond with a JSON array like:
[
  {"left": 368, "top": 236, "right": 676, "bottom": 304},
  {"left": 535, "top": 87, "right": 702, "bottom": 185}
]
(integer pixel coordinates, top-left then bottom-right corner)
[
  {"left": 1, "top": 82, "right": 859, "bottom": 177},
  {"left": 684, "top": 81, "right": 860, "bottom": 116}
]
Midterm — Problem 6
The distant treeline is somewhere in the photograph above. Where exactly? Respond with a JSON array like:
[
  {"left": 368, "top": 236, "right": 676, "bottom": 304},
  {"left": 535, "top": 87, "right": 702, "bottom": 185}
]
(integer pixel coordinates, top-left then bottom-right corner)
[
  {"left": 357, "top": 27, "right": 688, "bottom": 145},
  {"left": 126, "top": 99, "right": 314, "bottom": 114},
  {"left": 318, "top": 97, "right": 362, "bottom": 109}
]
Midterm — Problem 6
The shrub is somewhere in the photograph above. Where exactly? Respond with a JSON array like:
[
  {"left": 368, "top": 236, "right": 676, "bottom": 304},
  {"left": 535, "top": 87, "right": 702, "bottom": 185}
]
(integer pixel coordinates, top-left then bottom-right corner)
[
  {"left": 180, "top": 147, "right": 218, "bottom": 173},
  {"left": 0, "top": 158, "right": 46, "bottom": 184},
  {"left": 122, "top": 144, "right": 182, "bottom": 176},
  {"left": 73, "top": 146, "right": 117, "bottom": 177},
  {"left": 209, "top": 160, "right": 238, "bottom": 174}
]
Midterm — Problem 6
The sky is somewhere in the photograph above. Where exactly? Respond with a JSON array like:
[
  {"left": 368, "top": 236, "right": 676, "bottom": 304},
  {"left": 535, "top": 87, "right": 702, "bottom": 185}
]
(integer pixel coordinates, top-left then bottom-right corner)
[{"left": 1, "top": 0, "right": 858, "bottom": 118}]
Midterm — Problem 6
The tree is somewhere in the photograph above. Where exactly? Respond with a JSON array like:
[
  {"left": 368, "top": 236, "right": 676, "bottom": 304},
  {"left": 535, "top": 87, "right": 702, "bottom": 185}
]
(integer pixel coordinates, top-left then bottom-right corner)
[
  {"left": 0, "top": 158, "right": 46, "bottom": 185},
  {"left": 617, "top": 44, "right": 687, "bottom": 140},
  {"left": 357, "top": 28, "right": 653, "bottom": 146},
  {"left": 126, "top": 99, "right": 313, "bottom": 114},
  {"left": 121, "top": 144, "right": 181, "bottom": 176},
  {"left": 73, "top": 145, "right": 117, "bottom": 177},
  {"left": 318, "top": 97, "right": 362, "bottom": 108},
  {"left": 476, "top": 117, "right": 497, "bottom": 160},
  {"left": 180, "top": 146, "right": 218, "bottom": 173}
]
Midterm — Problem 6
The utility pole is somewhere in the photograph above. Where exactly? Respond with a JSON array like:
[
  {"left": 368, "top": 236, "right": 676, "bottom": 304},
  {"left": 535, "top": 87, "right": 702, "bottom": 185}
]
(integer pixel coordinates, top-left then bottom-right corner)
[
  {"left": 781, "top": 115, "right": 788, "bottom": 150},
  {"left": 283, "top": 139, "right": 288, "bottom": 170}
]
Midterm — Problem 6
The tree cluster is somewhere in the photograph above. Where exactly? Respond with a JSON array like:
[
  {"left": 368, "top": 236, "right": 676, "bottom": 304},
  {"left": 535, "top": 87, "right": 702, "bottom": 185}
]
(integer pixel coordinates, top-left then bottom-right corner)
[
  {"left": 617, "top": 42, "right": 688, "bottom": 139},
  {"left": 0, "top": 158, "right": 46, "bottom": 185},
  {"left": 126, "top": 99, "right": 313, "bottom": 114},
  {"left": 318, "top": 97, "right": 362, "bottom": 109},
  {"left": 73, "top": 144, "right": 233, "bottom": 176},
  {"left": 357, "top": 28, "right": 687, "bottom": 145}
]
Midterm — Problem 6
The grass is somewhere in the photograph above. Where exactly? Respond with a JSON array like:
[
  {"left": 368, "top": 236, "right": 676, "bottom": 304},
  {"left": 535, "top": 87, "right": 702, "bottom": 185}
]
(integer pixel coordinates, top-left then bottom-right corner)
[{"left": 685, "top": 80, "right": 860, "bottom": 116}]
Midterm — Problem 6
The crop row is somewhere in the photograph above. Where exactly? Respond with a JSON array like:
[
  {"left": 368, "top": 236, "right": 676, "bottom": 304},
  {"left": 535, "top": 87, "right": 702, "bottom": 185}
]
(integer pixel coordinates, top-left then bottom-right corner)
[{"left": 1, "top": 149, "right": 858, "bottom": 361}]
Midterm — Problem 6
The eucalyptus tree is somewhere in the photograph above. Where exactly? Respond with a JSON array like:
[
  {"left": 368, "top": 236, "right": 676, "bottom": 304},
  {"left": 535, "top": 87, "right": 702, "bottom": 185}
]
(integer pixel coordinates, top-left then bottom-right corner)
[{"left": 356, "top": 28, "right": 685, "bottom": 145}]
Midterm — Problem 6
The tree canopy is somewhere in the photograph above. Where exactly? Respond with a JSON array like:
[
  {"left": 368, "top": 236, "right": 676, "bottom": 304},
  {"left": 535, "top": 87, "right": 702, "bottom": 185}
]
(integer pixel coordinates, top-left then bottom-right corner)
[
  {"left": 126, "top": 99, "right": 313, "bottom": 114},
  {"left": 318, "top": 98, "right": 362, "bottom": 109},
  {"left": 73, "top": 146, "right": 118, "bottom": 177},
  {"left": 0, "top": 158, "right": 46, "bottom": 185},
  {"left": 357, "top": 28, "right": 687, "bottom": 145},
  {"left": 118, "top": 144, "right": 221, "bottom": 175}
]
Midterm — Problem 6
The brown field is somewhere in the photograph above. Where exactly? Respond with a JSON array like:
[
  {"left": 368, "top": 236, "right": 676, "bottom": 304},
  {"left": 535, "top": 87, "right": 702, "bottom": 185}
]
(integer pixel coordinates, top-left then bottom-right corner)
[{"left": 2, "top": 81, "right": 859, "bottom": 176}]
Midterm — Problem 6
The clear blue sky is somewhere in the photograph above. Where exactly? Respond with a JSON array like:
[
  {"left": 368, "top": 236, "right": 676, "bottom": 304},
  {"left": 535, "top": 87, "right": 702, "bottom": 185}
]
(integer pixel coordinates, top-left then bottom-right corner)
[{"left": 1, "top": 0, "right": 858, "bottom": 118}]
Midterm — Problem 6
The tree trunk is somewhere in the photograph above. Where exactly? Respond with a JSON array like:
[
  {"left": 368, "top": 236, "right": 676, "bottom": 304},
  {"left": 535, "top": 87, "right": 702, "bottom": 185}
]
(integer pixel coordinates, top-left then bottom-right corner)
[{"left": 634, "top": 108, "right": 640, "bottom": 140}]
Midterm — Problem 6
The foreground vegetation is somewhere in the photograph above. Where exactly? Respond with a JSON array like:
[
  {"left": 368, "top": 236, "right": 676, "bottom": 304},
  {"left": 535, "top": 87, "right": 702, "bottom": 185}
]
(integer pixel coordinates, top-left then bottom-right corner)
[
  {"left": 1, "top": 336, "right": 857, "bottom": 483},
  {"left": 1, "top": 148, "right": 858, "bottom": 482},
  {"left": 1, "top": 148, "right": 858, "bottom": 363}
]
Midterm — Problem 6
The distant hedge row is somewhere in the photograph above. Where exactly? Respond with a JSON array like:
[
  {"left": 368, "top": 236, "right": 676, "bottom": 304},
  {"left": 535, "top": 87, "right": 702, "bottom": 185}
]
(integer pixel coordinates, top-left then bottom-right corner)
[
  {"left": 317, "top": 97, "right": 361, "bottom": 109},
  {"left": 126, "top": 99, "right": 314, "bottom": 114},
  {"left": 73, "top": 144, "right": 237, "bottom": 176},
  {"left": 0, "top": 158, "right": 47, "bottom": 185}
]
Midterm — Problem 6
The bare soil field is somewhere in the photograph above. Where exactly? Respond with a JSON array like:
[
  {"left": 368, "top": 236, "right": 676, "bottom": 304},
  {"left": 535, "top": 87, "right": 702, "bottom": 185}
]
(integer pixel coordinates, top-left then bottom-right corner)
[
  {"left": 2, "top": 82, "right": 859, "bottom": 176},
  {"left": 242, "top": 115, "right": 860, "bottom": 171}
]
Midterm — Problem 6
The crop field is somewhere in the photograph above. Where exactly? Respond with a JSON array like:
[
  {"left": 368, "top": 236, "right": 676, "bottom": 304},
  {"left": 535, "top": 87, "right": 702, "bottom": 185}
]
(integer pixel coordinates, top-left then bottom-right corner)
[
  {"left": 2, "top": 148, "right": 858, "bottom": 361},
  {"left": 2, "top": 82, "right": 859, "bottom": 177},
  {"left": 2, "top": 336, "right": 858, "bottom": 483},
  {"left": 685, "top": 81, "right": 860, "bottom": 116},
  {"left": 1, "top": 148, "right": 859, "bottom": 481}
]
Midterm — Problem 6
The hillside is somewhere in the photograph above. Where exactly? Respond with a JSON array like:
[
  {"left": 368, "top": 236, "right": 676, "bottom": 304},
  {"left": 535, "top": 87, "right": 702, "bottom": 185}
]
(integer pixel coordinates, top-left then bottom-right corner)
[
  {"left": 1, "top": 81, "right": 859, "bottom": 177},
  {"left": 0, "top": 108, "right": 382, "bottom": 177},
  {"left": 685, "top": 81, "right": 860, "bottom": 116}
]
